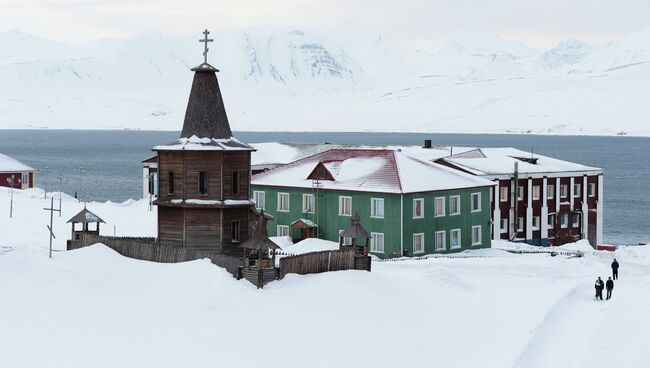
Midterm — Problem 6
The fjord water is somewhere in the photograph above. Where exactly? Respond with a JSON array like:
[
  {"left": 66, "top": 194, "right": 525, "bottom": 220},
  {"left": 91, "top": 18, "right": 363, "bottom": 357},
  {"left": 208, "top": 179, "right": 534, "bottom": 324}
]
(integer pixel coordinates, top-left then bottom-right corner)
[{"left": 0, "top": 130, "right": 646, "bottom": 245}]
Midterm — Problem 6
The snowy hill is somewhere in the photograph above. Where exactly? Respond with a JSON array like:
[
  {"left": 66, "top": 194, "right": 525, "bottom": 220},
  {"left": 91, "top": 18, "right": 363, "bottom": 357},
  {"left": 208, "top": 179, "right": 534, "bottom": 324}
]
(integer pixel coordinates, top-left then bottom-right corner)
[{"left": 1, "top": 26, "right": 650, "bottom": 135}]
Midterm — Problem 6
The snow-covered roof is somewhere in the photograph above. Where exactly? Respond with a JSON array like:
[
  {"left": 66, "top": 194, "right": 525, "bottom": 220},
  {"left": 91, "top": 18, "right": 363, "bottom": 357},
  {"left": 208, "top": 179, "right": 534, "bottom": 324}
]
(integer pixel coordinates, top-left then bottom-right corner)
[
  {"left": 153, "top": 135, "right": 254, "bottom": 151},
  {"left": 250, "top": 142, "right": 473, "bottom": 167},
  {"left": 0, "top": 153, "right": 35, "bottom": 173},
  {"left": 439, "top": 148, "right": 602, "bottom": 177},
  {"left": 252, "top": 148, "right": 495, "bottom": 194}
]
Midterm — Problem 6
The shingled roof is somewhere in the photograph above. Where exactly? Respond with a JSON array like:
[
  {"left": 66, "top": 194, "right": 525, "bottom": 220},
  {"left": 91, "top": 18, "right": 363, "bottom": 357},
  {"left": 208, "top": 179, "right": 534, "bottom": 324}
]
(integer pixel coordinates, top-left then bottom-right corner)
[
  {"left": 67, "top": 208, "right": 105, "bottom": 224},
  {"left": 180, "top": 62, "right": 233, "bottom": 140}
]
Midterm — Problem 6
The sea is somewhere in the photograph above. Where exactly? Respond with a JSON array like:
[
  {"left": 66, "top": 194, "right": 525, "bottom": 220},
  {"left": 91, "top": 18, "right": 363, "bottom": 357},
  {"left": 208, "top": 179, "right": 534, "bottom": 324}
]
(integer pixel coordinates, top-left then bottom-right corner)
[{"left": 0, "top": 130, "right": 647, "bottom": 245}]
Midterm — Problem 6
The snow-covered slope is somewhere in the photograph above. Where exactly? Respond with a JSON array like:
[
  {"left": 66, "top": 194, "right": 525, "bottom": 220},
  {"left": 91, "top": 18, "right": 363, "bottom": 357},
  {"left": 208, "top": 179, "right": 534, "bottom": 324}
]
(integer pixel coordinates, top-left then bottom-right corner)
[{"left": 1, "top": 26, "right": 650, "bottom": 135}]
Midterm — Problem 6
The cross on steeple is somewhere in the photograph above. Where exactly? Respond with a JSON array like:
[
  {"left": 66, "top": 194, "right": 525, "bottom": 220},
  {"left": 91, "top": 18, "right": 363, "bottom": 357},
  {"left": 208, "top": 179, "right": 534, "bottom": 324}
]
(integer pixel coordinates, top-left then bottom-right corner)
[{"left": 199, "top": 29, "right": 214, "bottom": 64}]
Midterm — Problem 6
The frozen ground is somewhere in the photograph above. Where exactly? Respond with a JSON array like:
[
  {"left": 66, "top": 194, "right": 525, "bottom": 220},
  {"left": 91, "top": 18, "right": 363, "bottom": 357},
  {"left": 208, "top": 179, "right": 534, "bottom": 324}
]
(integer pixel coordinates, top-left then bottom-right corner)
[{"left": 1, "top": 188, "right": 649, "bottom": 368}]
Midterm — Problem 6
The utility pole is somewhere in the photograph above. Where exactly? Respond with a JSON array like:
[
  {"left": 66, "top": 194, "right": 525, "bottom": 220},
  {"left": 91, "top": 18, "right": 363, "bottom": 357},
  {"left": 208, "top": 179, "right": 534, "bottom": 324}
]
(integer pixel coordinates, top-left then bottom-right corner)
[
  {"left": 6, "top": 175, "right": 14, "bottom": 218},
  {"left": 43, "top": 197, "right": 60, "bottom": 259},
  {"left": 75, "top": 167, "right": 86, "bottom": 203},
  {"left": 57, "top": 175, "right": 64, "bottom": 217},
  {"left": 43, "top": 166, "right": 50, "bottom": 199}
]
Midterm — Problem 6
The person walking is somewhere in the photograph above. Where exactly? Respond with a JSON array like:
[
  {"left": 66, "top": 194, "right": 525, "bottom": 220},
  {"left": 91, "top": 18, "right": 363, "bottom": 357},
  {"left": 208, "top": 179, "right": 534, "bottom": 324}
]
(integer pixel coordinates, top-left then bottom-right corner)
[
  {"left": 594, "top": 277, "right": 604, "bottom": 300},
  {"left": 611, "top": 259, "right": 620, "bottom": 280},
  {"left": 606, "top": 277, "right": 614, "bottom": 300}
]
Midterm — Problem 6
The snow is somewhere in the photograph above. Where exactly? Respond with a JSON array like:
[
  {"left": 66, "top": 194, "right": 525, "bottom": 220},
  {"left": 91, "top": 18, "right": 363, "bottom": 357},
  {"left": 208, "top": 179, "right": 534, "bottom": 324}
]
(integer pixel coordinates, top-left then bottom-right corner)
[
  {"left": 275, "top": 237, "right": 340, "bottom": 255},
  {"left": 153, "top": 136, "right": 254, "bottom": 151},
  {"left": 3, "top": 27, "right": 650, "bottom": 136},
  {"left": 1, "top": 188, "right": 649, "bottom": 367},
  {"left": 0, "top": 152, "right": 35, "bottom": 173}
]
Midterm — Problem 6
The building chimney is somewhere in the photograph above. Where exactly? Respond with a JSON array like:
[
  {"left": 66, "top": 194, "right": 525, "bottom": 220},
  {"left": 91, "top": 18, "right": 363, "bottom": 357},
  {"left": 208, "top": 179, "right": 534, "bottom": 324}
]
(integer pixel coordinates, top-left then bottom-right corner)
[{"left": 423, "top": 139, "right": 432, "bottom": 149}]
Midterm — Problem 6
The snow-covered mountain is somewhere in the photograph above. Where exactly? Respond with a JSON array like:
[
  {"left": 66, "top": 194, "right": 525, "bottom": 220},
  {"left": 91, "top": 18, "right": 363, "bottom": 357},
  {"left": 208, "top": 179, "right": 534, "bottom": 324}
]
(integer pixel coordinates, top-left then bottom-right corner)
[{"left": 1, "top": 26, "right": 650, "bottom": 135}]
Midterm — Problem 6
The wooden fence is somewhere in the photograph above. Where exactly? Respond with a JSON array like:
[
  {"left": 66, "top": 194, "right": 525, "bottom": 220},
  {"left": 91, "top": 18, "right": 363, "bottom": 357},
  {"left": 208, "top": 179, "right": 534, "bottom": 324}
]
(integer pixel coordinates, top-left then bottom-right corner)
[
  {"left": 67, "top": 234, "right": 244, "bottom": 277},
  {"left": 279, "top": 250, "right": 371, "bottom": 279}
]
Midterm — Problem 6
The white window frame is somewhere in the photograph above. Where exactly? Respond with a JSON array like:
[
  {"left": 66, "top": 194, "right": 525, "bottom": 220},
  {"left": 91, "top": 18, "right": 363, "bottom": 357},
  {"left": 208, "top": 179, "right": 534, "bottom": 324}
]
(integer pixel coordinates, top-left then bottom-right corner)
[
  {"left": 277, "top": 192, "right": 290, "bottom": 212},
  {"left": 500, "top": 186, "right": 508, "bottom": 202},
  {"left": 338, "top": 196, "right": 352, "bottom": 216},
  {"left": 450, "top": 195, "right": 461, "bottom": 215},
  {"left": 450, "top": 228, "right": 462, "bottom": 249},
  {"left": 532, "top": 216, "right": 540, "bottom": 230},
  {"left": 412, "top": 233, "right": 425, "bottom": 254},
  {"left": 471, "top": 192, "right": 481, "bottom": 212},
  {"left": 560, "top": 213, "right": 569, "bottom": 228},
  {"left": 253, "top": 191, "right": 266, "bottom": 210},
  {"left": 588, "top": 183, "right": 596, "bottom": 197},
  {"left": 548, "top": 214, "right": 556, "bottom": 227},
  {"left": 572, "top": 213, "right": 581, "bottom": 228},
  {"left": 517, "top": 217, "right": 524, "bottom": 232},
  {"left": 560, "top": 184, "right": 569, "bottom": 198},
  {"left": 370, "top": 198, "right": 385, "bottom": 219},
  {"left": 517, "top": 186, "right": 524, "bottom": 201},
  {"left": 471, "top": 225, "right": 482, "bottom": 246},
  {"left": 547, "top": 184, "right": 555, "bottom": 200},
  {"left": 302, "top": 193, "right": 315, "bottom": 214},
  {"left": 339, "top": 229, "right": 352, "bottom": 246},
  {"left": 21, "top": 173, "right": 29, "bottom": 186},
  {"left": 434, "top": 197, "right": 446, "bottom": 217},
  {"left": 500, "top": 218, "right": 508, "bottom": 233},
  {"left": 412, "top": 198, "right": 424, "bottom": 219},
  {"left": 435, "top": 230, "right": 446, "bottom": 251},
  {"left": 573, "top": 183, "right": 582, "bottom": 197},
  {"left": 370, "top": 232, "right": 385, "bottom": 253},
  {"left": 532, "top": 186, "right": 540, "bottom": 200},
  {"left": 277, "top": 225, "right": 290, "bottom": 237}
]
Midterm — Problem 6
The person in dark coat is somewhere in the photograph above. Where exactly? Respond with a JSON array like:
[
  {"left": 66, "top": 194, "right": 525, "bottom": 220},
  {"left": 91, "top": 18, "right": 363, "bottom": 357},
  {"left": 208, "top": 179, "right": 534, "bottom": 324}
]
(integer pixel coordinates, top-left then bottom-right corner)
[
  {"left": 611, "top": 259, "right": 619, "bottom": 280},
  {"left": 594, "top": 277, "right": 604, "bottom": 300},
  {"left": 606, "top": 277, "right": 614, "bottom": 300}
]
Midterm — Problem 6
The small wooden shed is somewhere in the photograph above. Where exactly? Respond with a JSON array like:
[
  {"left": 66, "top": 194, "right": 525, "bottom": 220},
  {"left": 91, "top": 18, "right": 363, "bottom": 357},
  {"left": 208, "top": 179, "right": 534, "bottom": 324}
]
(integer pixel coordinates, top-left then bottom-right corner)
[
  {"left": 239, "top": 211, "right": 280, "bottom": 269},
  {"left": 68, "top": 207, "right": 105, "bottom": 243},
  {"left": 339, "top": 209, "right": 370, "bottom": 255},
  {"left": 290, "top": 218, "right": 318, "bottom": 242}
]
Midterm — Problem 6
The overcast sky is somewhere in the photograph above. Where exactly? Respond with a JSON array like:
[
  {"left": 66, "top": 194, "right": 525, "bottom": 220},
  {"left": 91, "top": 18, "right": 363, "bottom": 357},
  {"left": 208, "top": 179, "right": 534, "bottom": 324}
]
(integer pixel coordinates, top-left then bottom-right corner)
[{"left": 2, "top": 0, "right": 649, "bottom": 48}]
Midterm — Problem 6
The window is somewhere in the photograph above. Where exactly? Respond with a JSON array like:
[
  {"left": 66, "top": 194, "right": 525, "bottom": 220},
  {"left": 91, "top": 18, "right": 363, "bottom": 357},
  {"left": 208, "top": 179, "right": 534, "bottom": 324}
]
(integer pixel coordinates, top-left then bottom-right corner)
[
  {"left": 371, "top": 232, "right": 384, "bottom": 253},
  {"left": 548, "top": 214, "right": 556, "bottom": 227},
  {"left": 572, "top": 213, "right": 581, "bottom": 228},
  {"left": 500, "top": 186, "right": 508, "bottom": 202},
  {"left": 532, "top": 216, "right": 540, "bottom": 230},
  {"left": 560, "top": 213, "right": 568, "bottom": 228},
  {"left": 450, "top": 229, "right": 461, "bottom": 249},
  {"left": 435, "top": 231, "right": 446, "bottom": 251},
  {"left": 339, "top": 229, "right": 352, "bottom": 246},
  {"left": 278, "top": 193, "right": 290, "bottom": 212},
  {"left": 573, "top": 183, "right": 581, "bottom": 197},
  {"left": 471, "top": 193, "right": 481, "bottom": 212},
  {"left": 547, "top": 184, "right": 555, "bottom": 200},
  {"left": 231, "top": 221, "right": 240, "bottom": 242},
  {"left": 277, "top": 225, "right": 290, "bottom": 237},
  {"left": 21, "top": 173, "right": 28, "bottom": 186},
  {"left": 413, "top": 233, "right": 425, "bottom": 254},
  {"left": 371, "top": 198, "right": 384, "bottom": 218},
  {"left": 588, "top": 183, "right": 596, "bottom": 197},
  {"left": 450, "top": 195, "right": 461, "bottom": 215},
  {"left": 198, "top": 172, "right": 208, "bottom": 195},
  {"left": 413, "top": 198, "right": 424, "bottom": 218},
  {"left": 500, "top": 218, "right": 508, "bottom": 233},
  {"left": 560, "top": 184, "right": 568, "bottom": 198},
  {"left": 339, "top": 196, "right": 352, "bottom": 216},
  {"left": 472, "top": 226, "right": 482, "bottom": 246},
  {"left": 435, "top": 197, "right": 446, "bottom": 217},
  {"left": 532, "top": 186, "right": 540, "bottom": 200},
  {"left": 168, "top": 172, "right": 174, "bottom": 194},
  {"left": 517, "top": 217, "right": 524, "bottom": 232},
  {"left": 517, "top": 186, "right": 524, "bottom": 201},
  {"left": 302, "top": 194, "right": 315, "bottom": 213},
  {"left": 253, "top": 191, "right": 265, "bottom": 210},
  {"left": 232, "top": 171, "right": 240, "bottom": 195}
]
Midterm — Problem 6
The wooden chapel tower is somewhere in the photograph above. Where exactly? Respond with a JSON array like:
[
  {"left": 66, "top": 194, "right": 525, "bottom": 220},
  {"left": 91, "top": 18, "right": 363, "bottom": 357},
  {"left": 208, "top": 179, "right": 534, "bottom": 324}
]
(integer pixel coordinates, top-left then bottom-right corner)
[{"left": 153, "top": 29, "right": 255, "bottom": 250}]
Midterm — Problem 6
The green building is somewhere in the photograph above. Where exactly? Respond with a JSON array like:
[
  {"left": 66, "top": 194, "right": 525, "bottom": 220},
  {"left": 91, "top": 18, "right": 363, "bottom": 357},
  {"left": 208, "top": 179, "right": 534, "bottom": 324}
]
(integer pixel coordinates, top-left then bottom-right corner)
[{"left": 251, "top": 148, "right": 495, "bottom": 258}]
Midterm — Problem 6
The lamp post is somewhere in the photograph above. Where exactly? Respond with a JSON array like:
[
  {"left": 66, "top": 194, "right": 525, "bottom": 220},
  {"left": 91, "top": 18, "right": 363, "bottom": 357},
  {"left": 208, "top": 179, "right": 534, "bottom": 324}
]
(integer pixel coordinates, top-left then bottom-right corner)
[
  {"left": 74, "top": 167, "right": 86, "bottom": 203},
  {"left": 6, "top": 175, "right": 14, "bottom": 218},
  {"left": 42, "top": 166, "right": 50, "bottom": 199},
  {"left": 56, "top": 175, "right": 65, "bottom": 217}
]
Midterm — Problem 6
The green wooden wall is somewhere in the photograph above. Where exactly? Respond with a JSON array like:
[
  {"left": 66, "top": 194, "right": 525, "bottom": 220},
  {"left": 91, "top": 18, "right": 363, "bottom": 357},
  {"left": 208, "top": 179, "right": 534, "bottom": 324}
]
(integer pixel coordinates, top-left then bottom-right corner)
[{"left": 251, "top": 185, "right": 491, "bottom": 258}]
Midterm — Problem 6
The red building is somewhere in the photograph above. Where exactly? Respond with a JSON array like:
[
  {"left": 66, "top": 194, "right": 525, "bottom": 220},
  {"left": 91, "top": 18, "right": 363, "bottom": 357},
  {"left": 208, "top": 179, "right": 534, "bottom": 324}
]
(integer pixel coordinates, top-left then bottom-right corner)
[
  {"left": 0, "top": 153, "right": 35, "bottom": 189},
  {"left": 436, "top": 148, "right": 604, "bottom": 247}
]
